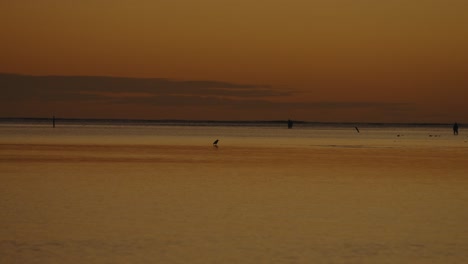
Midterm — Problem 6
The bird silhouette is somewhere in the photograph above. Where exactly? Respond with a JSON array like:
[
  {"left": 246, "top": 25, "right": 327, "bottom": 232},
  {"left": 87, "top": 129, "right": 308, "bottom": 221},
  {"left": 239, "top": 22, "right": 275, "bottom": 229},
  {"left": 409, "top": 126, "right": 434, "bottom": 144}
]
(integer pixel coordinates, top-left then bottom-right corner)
[{"left": 213, "top": 139, "right": 219, "bottom": 145}]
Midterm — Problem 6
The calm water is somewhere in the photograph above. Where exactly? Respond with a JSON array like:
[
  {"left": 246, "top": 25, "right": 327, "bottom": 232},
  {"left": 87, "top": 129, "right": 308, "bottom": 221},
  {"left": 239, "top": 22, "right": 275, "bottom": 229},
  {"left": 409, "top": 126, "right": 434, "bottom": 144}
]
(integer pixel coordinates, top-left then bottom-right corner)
[{"left": 1, "top": 122, "right": 468, "bottom": 263}]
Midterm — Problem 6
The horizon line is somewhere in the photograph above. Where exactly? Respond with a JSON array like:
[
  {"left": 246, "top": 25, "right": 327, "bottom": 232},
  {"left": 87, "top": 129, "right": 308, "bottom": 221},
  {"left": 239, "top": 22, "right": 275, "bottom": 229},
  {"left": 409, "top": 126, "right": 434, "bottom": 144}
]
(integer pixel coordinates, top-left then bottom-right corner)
[{"left": 0, "top": 117, "right": 459, "bottom": 126}]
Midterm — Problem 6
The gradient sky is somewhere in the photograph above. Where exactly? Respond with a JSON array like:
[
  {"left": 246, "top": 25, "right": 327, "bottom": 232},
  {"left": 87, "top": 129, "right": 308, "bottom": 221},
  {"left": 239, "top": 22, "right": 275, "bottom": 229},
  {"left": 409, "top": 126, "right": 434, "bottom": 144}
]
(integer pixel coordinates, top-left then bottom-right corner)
[{"left": 1, "top": 0, "right": 467, "bottom": 122}]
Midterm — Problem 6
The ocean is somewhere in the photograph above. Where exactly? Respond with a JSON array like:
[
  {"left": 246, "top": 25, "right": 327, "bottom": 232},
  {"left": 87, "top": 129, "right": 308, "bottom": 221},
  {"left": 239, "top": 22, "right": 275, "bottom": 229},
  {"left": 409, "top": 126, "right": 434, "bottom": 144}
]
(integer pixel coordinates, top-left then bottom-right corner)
[{"left": 1, "top": 119, "right": 467, "bottom": 263}]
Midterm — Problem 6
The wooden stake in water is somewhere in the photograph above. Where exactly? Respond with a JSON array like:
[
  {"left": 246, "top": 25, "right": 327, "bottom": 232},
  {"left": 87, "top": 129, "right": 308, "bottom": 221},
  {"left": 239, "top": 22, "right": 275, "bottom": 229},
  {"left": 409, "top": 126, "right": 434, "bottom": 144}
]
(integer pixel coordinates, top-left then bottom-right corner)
[
  {"left": 288, "top": 119, "right": 293, "bottom": 129},
  {"left": 53, "top": 115, "right": 55, "bottom": 128}
]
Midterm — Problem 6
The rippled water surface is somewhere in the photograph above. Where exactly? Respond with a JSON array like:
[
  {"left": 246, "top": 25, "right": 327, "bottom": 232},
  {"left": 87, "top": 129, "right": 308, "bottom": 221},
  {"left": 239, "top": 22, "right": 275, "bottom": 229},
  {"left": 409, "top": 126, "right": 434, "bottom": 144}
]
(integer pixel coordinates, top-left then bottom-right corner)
[{"left": 1, "top": 123, "right": 467, "bottom": 263}]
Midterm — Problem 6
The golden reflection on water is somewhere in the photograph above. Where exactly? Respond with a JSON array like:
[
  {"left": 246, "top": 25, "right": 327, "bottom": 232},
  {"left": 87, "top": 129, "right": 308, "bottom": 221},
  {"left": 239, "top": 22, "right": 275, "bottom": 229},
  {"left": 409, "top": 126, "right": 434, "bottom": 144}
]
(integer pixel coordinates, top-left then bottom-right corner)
[{"left": 1, "top": 125, "right": 468, "bottom": 263}]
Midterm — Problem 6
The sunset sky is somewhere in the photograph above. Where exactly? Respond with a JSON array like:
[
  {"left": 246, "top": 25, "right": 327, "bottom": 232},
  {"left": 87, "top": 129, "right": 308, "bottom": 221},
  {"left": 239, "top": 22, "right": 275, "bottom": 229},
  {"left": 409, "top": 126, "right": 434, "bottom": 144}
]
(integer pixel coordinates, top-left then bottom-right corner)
[{"left": 1, "top": 0, "right": 467, "bottom": 122}]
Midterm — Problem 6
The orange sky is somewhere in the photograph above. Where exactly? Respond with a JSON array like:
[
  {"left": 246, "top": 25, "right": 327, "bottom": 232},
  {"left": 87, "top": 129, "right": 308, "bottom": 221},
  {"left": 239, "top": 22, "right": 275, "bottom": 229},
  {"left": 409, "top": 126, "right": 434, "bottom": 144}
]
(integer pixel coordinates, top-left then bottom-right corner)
[{"left": 1, "top": 0, "right": 467, "bottom": 122}]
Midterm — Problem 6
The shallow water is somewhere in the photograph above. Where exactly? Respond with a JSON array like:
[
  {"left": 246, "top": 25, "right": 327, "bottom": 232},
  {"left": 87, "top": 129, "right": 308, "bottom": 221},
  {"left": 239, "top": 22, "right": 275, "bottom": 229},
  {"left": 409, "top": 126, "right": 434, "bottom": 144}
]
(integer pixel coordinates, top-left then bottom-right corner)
[{"left": 1, "top": 124, "right": 467, "bottom": 263}]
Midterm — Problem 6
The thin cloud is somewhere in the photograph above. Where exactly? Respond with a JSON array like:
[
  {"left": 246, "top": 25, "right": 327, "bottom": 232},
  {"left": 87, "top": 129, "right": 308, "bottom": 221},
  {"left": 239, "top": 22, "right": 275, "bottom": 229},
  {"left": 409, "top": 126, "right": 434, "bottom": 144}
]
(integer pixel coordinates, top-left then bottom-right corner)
[
  {"left": 0, "top": 73, "right": 411, "bottom": 118},
  {"left": 77, "top": 91, "right": 156, "bottom": 99},
  {"left": 0, "top": 73, "right": 285, "bottom": 102}
]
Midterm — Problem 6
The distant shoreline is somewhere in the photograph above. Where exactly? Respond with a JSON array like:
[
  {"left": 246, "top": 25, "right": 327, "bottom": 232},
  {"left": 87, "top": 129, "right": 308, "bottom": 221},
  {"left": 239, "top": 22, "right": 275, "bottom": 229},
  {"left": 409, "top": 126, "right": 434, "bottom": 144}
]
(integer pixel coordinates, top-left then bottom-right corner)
[{"left": 0, "top": 117, "right": 456, "bottom": 128}]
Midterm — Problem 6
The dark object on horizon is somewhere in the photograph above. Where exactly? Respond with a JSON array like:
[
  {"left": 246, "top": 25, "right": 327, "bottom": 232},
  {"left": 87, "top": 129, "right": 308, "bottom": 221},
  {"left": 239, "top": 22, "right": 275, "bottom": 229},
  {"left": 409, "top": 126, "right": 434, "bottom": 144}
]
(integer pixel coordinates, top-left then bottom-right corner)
[
  {"left": 52, "top": 115, "right": 55, "bottom": 128},
  {"left": 355, "top": 126, "right": 360, "bottom": 133},
  {"left": 453, "top": 122, "right": 459, "bottom": 135},
  {"left": 213, "top": 139, "right": 219, "bottom": 145},
  {"left": 287, "top": 119, "right": 293, "bottom": 129}
]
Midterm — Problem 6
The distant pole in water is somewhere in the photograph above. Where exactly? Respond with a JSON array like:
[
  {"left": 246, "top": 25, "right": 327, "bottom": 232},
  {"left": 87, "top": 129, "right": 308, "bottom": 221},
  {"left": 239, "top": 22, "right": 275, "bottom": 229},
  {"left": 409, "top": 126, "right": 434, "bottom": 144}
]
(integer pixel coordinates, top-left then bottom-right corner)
[
  {"left": 287, "top": 119, "right": 293, "bottom": 129},
  {"left": 453, "top": 122, "right": 459, "bottom": 135},
  {"left": 355, "top": 126, "right": 360, "bottom": 133},
  {"left": 52, "top": 115, "right": 55, "bottom": 128}
]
